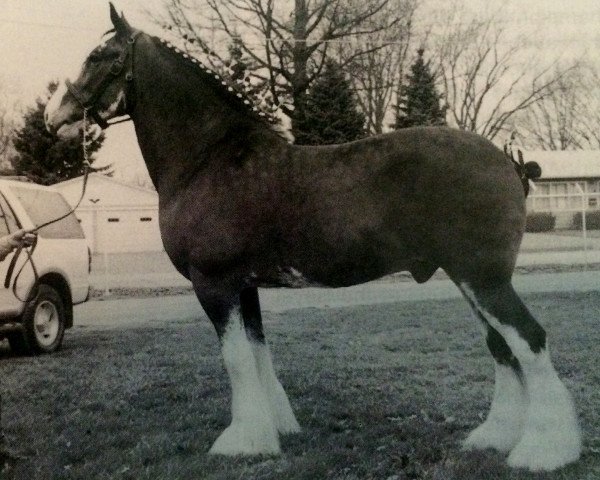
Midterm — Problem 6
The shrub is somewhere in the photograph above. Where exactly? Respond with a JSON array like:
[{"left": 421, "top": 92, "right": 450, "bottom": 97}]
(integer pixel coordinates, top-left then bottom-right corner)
[
  {"left": 525, "top": 212, "right": 556, "bottom": 232},
  {"left": 572, "top": 211, "right": 600, "bottom": 230}
]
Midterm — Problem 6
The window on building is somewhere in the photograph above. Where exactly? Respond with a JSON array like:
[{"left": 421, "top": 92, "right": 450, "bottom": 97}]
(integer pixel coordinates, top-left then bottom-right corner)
[
  {"left": 108, "top": 218, "right": 120, "bottom": 223},
  {"left": 537, "top": 184, "right": 551, "bottom": 195},
  {"left": 140, "top": 217, "right": 152, "bottom": 222}
]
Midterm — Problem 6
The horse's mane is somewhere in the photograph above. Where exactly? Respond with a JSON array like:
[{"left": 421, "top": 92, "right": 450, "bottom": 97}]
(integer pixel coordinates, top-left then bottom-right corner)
[{"left": 151, "top": 36, "right": 281, "bottom": 131}]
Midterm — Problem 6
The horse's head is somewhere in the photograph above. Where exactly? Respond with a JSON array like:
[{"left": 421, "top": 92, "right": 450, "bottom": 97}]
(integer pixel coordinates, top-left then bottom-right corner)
[{"left": 45, "top": 3, "right": 140, "bottom": 139}]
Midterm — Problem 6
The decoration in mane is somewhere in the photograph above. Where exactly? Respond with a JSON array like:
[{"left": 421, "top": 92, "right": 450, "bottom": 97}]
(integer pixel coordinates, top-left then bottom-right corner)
[{"left": 155, "top": 36, "right": 282, "bottom": 127}]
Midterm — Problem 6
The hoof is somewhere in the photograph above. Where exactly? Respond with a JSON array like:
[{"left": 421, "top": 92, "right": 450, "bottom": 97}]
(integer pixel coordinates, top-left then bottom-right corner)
[
  {"left": 507, "top": 375, "right": 581, "bottom": 471},
  {"left": 209, "top": 422, "right": 280, "bottom": 456},
  {"left": 463, "top": 419, "right": 522, "bottom": 453},
  {"left": 507, "top": 433, "right": 581, "bottom": 471}
]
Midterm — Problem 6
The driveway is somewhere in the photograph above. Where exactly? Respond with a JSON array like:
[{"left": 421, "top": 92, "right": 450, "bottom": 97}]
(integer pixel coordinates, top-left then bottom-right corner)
[
  {"left": 75, "top": 270, "right": 600, "bottom": 330},
  {"left": 90, "top": 247, "right": 600, "bottom": 290}
]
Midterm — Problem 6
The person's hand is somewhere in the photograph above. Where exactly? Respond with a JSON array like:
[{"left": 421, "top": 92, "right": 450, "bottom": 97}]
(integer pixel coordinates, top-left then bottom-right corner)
[
  {"left": 11, "top": 229, "right": 36, "bottom": 247},
  {"left": 0, "top": 230, "right": 36, "bottom": 261}
]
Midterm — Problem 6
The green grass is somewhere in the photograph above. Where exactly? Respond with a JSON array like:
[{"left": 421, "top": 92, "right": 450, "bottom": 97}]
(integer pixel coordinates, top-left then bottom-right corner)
[{"left": 1, "top": 291, "right": 599, "bottom": 479}]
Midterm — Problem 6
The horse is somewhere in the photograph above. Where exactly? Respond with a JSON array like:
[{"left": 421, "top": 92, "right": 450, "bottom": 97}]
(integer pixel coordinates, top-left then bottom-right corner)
[{"left": 45, "top": 4, "right": 581, "bottom": 471}]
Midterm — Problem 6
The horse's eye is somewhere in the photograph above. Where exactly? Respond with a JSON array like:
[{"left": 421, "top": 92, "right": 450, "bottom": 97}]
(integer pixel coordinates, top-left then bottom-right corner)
[{"left": 88, "top": 54, "right": 101, "bottom": 64}]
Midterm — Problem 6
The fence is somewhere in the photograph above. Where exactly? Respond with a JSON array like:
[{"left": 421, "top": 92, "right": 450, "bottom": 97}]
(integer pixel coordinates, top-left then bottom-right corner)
[{"left": 526, "top": 185, "right": 600, "bottom": 266}]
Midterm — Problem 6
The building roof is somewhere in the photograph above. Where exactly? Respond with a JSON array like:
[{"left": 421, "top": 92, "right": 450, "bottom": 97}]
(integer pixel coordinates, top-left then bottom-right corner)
[
  {"left": 52, "top": 173, "right": 157, "bottom": 208},
  {"left": 522, "top": 150, "right": 600, "bottom": 180}
]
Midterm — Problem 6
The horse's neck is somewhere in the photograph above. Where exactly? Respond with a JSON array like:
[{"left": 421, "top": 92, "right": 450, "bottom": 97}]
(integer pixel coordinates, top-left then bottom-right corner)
[{"left": 130, "top": 37, "right": 280, "bottom": 194}]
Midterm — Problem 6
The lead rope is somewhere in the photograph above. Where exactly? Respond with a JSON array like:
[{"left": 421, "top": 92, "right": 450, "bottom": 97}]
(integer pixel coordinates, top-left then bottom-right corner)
[{"left": 4, "top": 111, "right": 91, "bottom": 301}]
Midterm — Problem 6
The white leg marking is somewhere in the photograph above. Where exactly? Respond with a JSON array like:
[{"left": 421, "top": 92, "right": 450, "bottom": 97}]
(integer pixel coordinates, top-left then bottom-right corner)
[
  {"left": 463, "top": 363, "right": 526, "bottom": 452},
  {"left": 506, "top": 347, "right": 581, "bottom": 471},
  {"left": 209, "top": 308, "right": 280, "bottom": 456},
  {"left": 251, "top": 340, "right": 301, "bottom": 434},
  {"left": 461, "top": 284, "right": 581, "bottom": 471}
]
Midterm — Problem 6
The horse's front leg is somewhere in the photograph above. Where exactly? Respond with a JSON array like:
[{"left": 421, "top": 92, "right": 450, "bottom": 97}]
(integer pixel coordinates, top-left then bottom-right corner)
[
  {"left": 191, "top": 270, "right": 280, "bottom": 456},
  {"left": 240, "top": 287, "right": 301, "bottom": 434}
]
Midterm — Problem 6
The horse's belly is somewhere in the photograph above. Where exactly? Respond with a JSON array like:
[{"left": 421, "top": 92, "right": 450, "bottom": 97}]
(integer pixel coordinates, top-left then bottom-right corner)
[{"left": 252, "top": 266, "right": 325, "bottom": 289}]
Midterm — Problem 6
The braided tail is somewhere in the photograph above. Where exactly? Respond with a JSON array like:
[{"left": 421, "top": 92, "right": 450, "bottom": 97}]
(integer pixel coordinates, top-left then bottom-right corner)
[{"left": 504, "top": 145, "right": 541, "bottom": 197}]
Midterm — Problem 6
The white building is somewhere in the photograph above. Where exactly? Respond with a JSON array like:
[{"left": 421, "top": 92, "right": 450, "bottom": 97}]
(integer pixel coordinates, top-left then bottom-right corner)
[
  {"left": 525, "top": 151, "right": 600, "bottom": 229},
  {"left": 53, "top": 174, "right": 163, "bottom": 253}
]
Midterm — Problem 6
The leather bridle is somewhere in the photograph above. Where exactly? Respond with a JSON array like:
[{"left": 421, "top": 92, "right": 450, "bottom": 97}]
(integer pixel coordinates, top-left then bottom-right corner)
[{"left": 65, "top": 30, "right": 141, "bottom": 129}]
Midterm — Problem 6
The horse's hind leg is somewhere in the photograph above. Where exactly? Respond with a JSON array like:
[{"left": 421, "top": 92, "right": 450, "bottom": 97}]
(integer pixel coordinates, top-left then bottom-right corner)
[
  {"left": 240, "top": 287, "right": 301, "bottom": 434},
  {"left": 190, "top": 270, "right": 279, "bottom": 456},
  {"left": 459, "top": 281, "right": 581, "bottom": 471},
  {"left": 461, "top": 292, "right": 527, "bottom": 453}
]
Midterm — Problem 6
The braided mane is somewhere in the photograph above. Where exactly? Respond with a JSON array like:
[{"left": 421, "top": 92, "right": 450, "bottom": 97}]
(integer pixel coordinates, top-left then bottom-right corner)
[{"left": 153, "top": 36, "right": 280, "bottom": 128}]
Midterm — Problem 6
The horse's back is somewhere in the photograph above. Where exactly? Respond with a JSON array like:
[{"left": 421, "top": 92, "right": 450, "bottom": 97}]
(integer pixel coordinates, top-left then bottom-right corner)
[{"left": 293, "top": 127, "right": 525, "bottom": 285}]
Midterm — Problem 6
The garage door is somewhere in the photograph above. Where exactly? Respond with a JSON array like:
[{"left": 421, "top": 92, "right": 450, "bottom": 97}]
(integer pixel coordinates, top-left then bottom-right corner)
[{"left": 96, "top": 209, "right": 163, "bottom": 253}]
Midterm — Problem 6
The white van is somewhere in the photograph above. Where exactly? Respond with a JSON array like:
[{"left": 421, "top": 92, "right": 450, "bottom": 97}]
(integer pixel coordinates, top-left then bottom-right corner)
[{"left": 0, "top": 179, "right": 90, "bottom": 354}]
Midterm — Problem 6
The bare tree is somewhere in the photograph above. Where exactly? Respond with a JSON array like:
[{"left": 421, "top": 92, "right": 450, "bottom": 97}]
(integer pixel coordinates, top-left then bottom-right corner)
[
  {"left": 572, "top": 68, "right": 600, "bottom": 149},
  {"left": 429, "top": 4, "right": 579, "bottom": 142},
  {"left": 515, "top": 65, "right": 600, "bottom": 150},
  {"left": 154, "top": 0, "right": 403, "bottom": 135},
  {"left": 336, "top": 0, "right": 417, "bottom": 134}
]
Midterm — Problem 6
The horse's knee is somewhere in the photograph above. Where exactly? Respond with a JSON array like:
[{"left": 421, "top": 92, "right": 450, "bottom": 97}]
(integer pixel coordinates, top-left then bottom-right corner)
[
  {"left": 460, "top": 281, "right": 546, "bottom": 355},
  {"left": 485, "top": 325, "right": 522, "bottom": 376},
  {"left": 240, "top": 286, "right": 265, "bottom": 342}
]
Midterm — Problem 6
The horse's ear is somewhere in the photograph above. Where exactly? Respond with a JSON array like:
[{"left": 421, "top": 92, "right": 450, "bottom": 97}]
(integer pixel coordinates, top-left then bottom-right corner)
[{"left": 109, "top": 2, "right": 132, "bottom": 37}]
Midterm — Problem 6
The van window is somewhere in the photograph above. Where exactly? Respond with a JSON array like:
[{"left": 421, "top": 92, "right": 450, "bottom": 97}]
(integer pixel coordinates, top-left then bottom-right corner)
[{"left": 10, "top": 187, "right": 85, "bottom": 239}]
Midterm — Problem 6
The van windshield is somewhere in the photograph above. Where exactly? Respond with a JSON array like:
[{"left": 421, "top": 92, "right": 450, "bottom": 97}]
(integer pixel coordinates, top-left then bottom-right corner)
[{"left": 10, "top": 187, "right": 85, "bottom": 239}]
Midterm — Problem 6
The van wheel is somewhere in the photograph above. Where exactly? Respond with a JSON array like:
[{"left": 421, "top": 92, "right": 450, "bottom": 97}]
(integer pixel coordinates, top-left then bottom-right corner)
[{"left": 9, "top": 284, "right": 66, "bottom": 355}]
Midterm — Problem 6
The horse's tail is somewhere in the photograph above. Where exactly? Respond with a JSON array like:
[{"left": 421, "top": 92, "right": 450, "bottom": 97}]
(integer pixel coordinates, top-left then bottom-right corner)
[{"left": 504, "top": 146, "right": 541, "bottom": 197}]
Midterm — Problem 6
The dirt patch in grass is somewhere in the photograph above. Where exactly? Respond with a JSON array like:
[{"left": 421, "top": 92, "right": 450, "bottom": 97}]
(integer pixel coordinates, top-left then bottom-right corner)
[{"left": 1, "top": 291, "right": 599, "bottom": 479}]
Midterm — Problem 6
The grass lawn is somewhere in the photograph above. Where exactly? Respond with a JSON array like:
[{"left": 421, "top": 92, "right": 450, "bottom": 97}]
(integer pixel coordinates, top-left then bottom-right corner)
[{"left": 1, "top": 291, "right": 599, "bottom": 480}]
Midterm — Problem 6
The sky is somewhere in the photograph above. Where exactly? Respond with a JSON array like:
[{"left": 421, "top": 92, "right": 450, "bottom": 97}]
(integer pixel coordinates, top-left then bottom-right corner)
[{"left": 1, "top": 0, "right": 599, "bottom": 181}]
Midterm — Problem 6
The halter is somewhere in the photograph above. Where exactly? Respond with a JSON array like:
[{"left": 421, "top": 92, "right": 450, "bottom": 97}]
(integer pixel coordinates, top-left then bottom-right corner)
[{"left": 65, "top": 30, "right": 141, "bottom": 129}]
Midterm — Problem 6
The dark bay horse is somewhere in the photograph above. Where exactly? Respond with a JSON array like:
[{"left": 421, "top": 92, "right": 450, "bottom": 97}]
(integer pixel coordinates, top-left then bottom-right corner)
[{"left": 45, "top": 4, "right": 581, "bottom": 471}]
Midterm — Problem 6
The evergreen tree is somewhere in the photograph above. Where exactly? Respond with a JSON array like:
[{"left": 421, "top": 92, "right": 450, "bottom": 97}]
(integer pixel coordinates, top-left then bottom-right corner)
[
  {"left": 394, "top": 48, "right": 446, "bottom": 129},
  {"left": 227, "top": 36, "right": 249, "bottom": 82},
  {"left": 11, "top": 82, "right": 109, "bottom": 185},
  {"left": 294, "top": 60, "right": 365, "bottom": 145}
]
